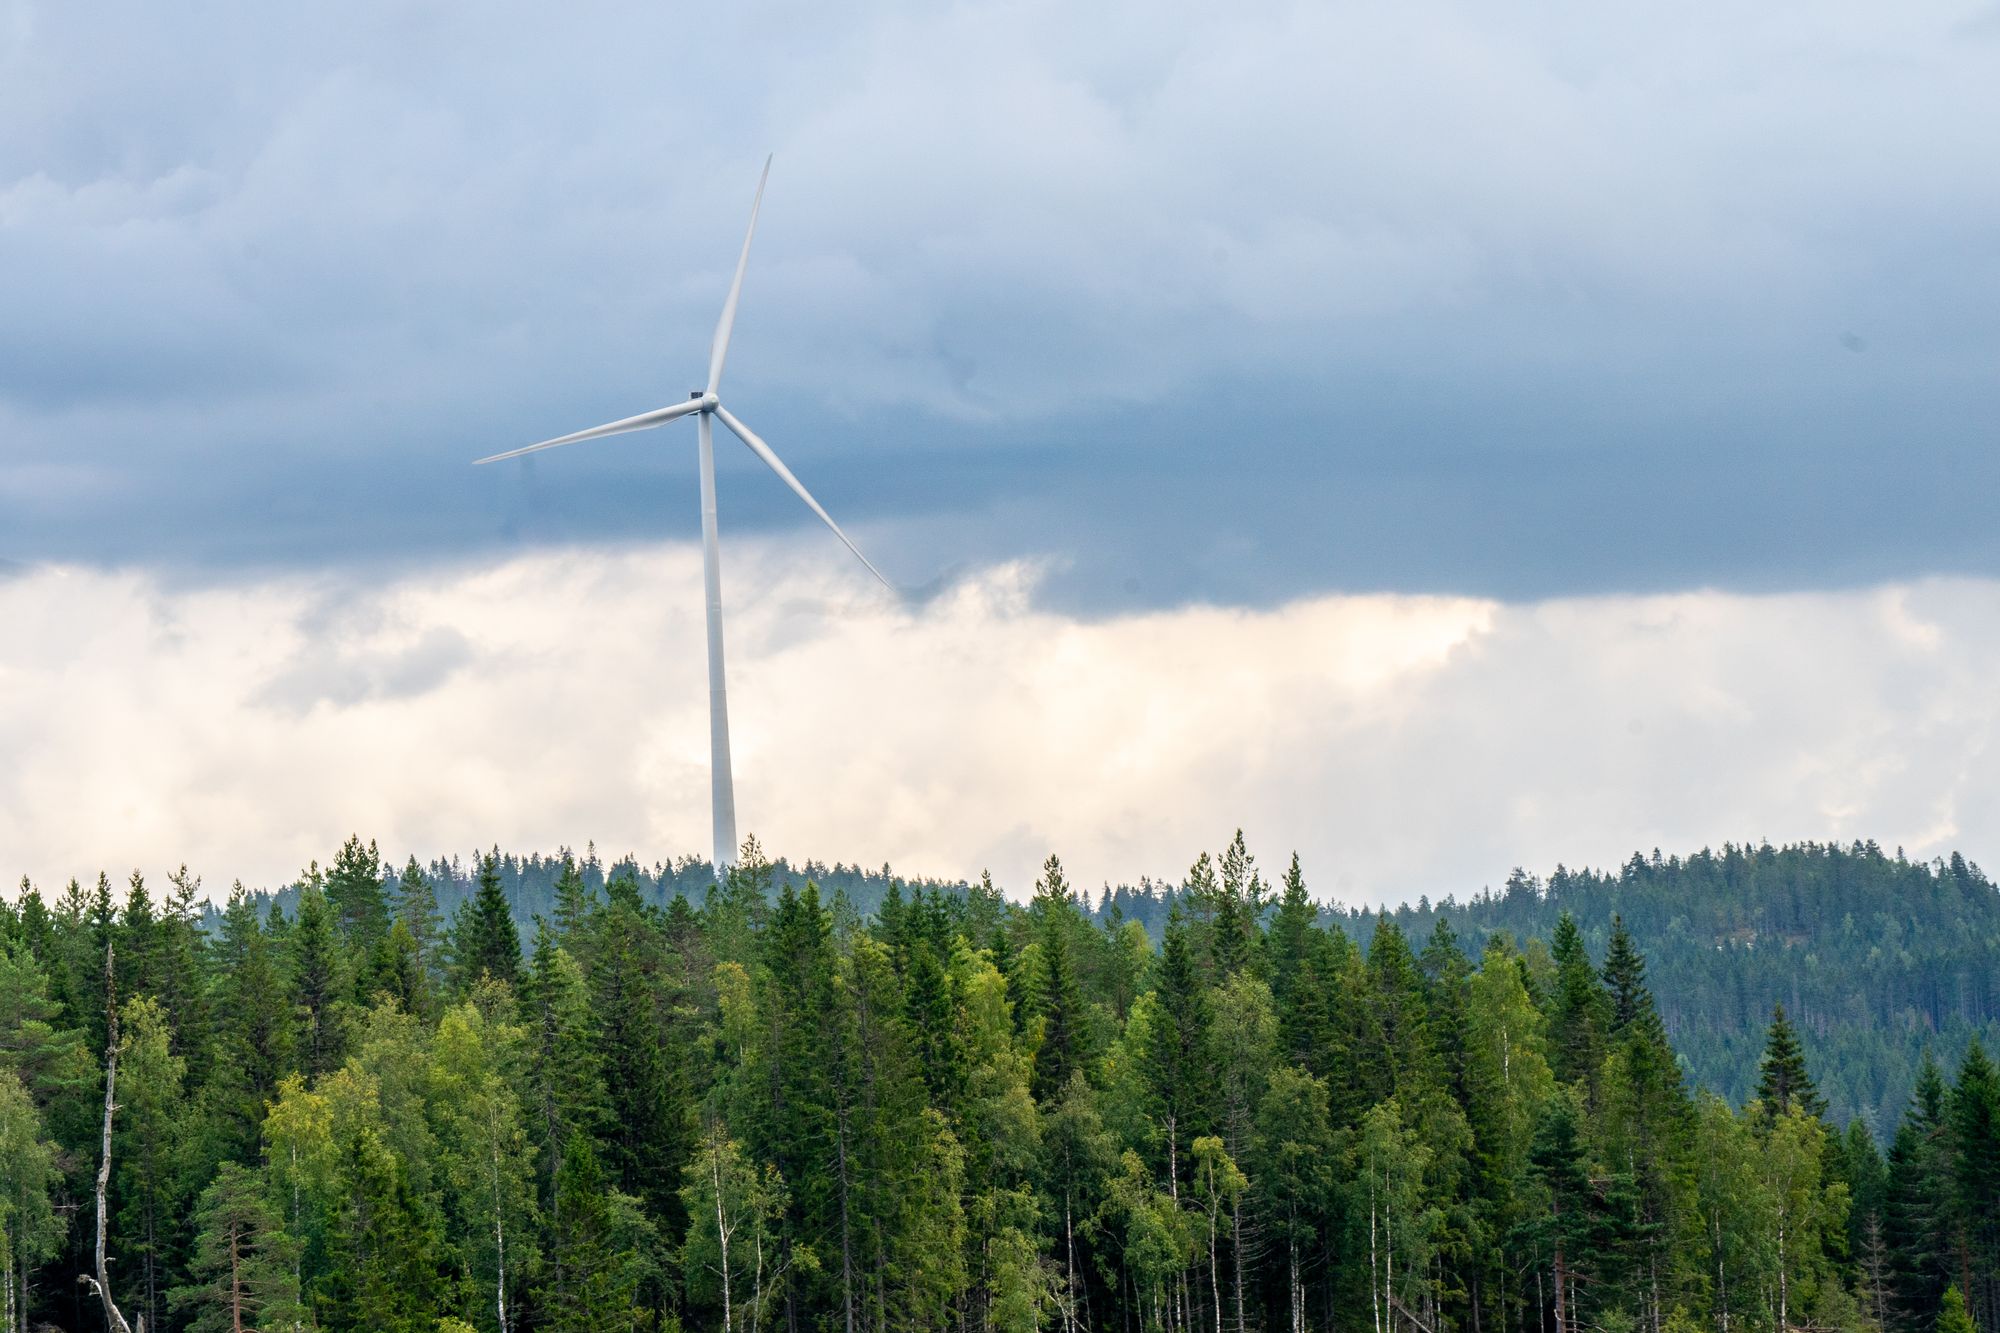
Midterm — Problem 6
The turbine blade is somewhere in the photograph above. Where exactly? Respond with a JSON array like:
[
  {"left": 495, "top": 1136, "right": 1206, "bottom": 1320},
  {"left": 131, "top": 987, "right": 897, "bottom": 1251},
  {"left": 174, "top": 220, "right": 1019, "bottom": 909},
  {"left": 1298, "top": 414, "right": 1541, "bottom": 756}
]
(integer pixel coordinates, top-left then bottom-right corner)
[
  {"left": 713, "top": 403, "right": 894, "bottom": 593},
  {"left": 707, "top": 154, "right": 772, "bottom": 395},
  {"left": 473, "top": 398, "right": 703, "bottom": 465}
]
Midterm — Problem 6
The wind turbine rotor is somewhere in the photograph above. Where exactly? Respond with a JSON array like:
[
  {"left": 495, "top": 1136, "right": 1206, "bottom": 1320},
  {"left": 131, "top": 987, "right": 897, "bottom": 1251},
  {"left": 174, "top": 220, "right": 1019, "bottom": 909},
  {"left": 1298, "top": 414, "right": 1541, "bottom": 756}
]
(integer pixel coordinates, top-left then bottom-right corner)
[
  {"left": 712, "top": 402, "right": 895, "bottom": 593},
  {"left": 473, "top": 397, "right": 707, "bottom": 465},
  {"left": 707, "top": 155, "right": 772, "bottom": 396}
]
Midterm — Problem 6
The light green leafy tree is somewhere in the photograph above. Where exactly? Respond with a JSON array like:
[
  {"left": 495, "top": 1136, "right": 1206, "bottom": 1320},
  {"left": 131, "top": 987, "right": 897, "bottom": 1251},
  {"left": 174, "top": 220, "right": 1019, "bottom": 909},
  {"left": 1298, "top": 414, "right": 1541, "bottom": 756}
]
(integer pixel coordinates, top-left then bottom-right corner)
[
  {"left": 429, "top": 1000, "right": 538, "bottom": 1333},
  {"left": 0, "top": 1069, "right": 64, "bottom": 1333}
]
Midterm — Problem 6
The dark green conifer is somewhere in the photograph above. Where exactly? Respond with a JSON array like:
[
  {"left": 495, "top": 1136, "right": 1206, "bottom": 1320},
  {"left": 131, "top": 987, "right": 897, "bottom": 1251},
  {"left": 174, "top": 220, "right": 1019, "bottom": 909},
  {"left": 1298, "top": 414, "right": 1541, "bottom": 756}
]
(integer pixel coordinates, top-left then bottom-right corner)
[
  {"left": 392, "top": 856, "right": 445, "bottom": 986},
  {"left": 324, "top": 834, "right": 390, "bottom": 950},
  {"left": 1145, "top": 918, "right": 1214, "bottom": 1193},
  {"left": 288, "top": 882, "right": 347, "bottom": 1076},
  {"left": 1030, "top": 855, "right": 1088, "bottom": 1101},
  {"left": 1547, "top": 912, "right": 1606, "bottom": 1088},
  {"left": 453, "top": 850, "right": 522, "bottom": 988},
  {"left": 1754, "top": 1003, "right": 1827, "bottom": 1120}
]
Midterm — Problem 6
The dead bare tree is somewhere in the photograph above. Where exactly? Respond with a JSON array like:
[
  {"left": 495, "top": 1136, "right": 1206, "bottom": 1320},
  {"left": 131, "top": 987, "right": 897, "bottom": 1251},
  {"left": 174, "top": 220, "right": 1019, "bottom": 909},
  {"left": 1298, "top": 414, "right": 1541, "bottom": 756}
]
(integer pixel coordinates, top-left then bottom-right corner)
[{"left": 78, "top": 939, "right": 142, "bottom": 1333}]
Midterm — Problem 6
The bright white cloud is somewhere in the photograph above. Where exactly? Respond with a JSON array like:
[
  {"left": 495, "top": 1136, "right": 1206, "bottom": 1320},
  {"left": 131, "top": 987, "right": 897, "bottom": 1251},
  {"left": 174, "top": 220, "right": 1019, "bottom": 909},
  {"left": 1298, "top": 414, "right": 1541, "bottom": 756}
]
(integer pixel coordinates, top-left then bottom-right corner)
[{"left": 4, "top": 549, "right": 1998, "bottom": 905}]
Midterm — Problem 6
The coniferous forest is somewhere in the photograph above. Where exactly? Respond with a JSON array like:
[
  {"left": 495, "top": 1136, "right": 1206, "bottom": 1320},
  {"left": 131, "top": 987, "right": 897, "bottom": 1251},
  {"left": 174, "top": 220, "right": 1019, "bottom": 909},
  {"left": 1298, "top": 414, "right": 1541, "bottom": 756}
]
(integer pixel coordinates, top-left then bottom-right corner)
[{"left": 2, "top": 834, "right": 1998, "bottom": 1333}]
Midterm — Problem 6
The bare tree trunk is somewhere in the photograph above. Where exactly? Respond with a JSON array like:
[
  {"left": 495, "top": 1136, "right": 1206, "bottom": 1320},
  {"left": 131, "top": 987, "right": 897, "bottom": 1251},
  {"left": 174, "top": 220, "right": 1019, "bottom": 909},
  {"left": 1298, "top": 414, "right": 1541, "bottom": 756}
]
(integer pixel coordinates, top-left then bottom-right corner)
[
  {"left": 835, "top": 1100, "right": 857, "bottom": 1333},
  {"left": 714, "top": 1132, "right": 735, "bottom": 1333},
  {"left": 83, "top": 941, "right": 140, "bottom": 1333},
  {"left": 1208, "top": 1202, "right": 1222, "bottom": 1333},
  {"left": 1712, "top": 1206, "right": 1728, "bottom": 1333},
  {"left": 1551, "top": 1242, "right": 1567, "bottom": 1333},
  {"left": 1231, "top": 1197, "right": 1247, "bottom": 1333},
  {"left": 1370, "top": 1186, "right": 1382, "bottom": 1333},
  {"left": 1775, "top": 1221, "right": 1787, "bottom": 1333},
  {"left": 229, "top": 1218, "right": 245, "bottom": 1333},
  {"left": 492, "top": 1134, "right": 510, "bottom": 1333},
  {"left": 1063, "top": 1191, "right": 1079, "bottom": 1333}
]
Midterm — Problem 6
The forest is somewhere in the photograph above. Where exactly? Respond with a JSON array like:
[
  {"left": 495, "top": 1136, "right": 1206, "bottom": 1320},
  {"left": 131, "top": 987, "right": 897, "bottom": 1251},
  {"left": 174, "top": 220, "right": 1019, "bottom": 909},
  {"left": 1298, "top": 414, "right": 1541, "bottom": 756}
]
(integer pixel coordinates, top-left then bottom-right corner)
[
  {"left": 300, "top": 838, "right": 2000, "bottom": 1130},
  {"left": 1, "top": 833, "right": 1997, "bottom": 1333}
]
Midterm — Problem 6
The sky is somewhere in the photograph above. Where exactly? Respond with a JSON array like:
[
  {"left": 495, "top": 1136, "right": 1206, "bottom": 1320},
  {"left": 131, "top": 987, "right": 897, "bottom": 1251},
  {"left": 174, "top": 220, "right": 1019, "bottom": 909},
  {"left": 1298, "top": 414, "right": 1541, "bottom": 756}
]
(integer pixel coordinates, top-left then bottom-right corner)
[{"left": 4, "top": 0, "right": 1999, "bottom": 901}]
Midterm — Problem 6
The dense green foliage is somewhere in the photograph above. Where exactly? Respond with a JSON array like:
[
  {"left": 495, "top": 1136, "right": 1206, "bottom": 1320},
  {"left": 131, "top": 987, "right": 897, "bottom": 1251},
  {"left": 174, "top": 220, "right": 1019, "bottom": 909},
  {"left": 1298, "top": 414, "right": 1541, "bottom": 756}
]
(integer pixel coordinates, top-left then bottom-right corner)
[
  {"left": 1, "top": 833, "right": 1996, "bottom": 1332},
  {"left": 310, "top": 839, "right": 2000, "bottom": 1132}
]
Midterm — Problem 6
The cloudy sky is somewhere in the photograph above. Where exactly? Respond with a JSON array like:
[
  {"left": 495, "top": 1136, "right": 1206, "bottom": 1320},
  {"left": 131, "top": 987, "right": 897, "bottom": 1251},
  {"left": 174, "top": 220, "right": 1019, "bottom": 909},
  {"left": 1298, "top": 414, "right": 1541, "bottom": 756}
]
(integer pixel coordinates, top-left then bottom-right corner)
[{"left": 4, "top": 0, "right": 1998, "bottom": 901}]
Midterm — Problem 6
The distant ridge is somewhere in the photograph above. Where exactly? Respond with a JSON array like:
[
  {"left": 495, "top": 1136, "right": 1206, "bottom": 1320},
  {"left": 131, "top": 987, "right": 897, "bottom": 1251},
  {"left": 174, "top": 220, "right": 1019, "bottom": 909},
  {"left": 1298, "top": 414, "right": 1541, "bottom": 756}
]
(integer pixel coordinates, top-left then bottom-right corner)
[{"left": 231, "top": 837, "right": 1997, "bottom": 1130}]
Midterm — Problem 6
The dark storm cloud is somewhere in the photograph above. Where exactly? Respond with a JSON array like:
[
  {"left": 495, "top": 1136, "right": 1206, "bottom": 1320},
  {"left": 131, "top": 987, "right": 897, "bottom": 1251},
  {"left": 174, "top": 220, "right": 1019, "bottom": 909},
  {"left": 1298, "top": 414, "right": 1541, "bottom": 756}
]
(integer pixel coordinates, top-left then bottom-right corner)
[{"left": 3, "top": 0, "right": 1997, "bottom": 607}]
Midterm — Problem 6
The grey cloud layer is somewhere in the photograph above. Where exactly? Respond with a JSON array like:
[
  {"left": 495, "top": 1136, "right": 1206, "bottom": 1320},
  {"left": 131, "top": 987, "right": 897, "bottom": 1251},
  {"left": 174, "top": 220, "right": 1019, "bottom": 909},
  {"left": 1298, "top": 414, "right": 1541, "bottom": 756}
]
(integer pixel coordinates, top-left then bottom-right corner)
[{"left": 3, "top": 0, "right": 1998, "bottom": 605}]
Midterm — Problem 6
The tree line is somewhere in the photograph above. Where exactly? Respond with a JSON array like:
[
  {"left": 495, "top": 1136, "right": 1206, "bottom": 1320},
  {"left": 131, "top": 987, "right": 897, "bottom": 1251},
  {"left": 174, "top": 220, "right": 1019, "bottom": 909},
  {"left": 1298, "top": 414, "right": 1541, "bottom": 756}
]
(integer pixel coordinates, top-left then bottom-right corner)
[
  {"left": 288, "top": 838, "right": 2000, "bottom": 1132},
  {"left": 1, "top": 831, "right": 1997, "bottom": 1332}
]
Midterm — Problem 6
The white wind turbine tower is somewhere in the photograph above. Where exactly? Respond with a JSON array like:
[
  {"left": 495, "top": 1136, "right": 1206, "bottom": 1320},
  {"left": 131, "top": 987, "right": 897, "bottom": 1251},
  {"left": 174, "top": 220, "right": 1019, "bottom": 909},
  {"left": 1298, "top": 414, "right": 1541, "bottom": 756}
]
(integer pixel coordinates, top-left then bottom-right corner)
[{"left": 475, "top": 157, "right": 892, "bottom": 876}]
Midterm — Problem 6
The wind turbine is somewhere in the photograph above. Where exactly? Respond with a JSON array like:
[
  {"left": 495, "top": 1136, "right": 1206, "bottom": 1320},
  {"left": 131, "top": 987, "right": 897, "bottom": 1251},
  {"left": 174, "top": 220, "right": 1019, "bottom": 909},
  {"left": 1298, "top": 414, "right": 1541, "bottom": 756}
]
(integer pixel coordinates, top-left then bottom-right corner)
[{"left": 475, "top": 157, "right": 891, "bottom": 876}]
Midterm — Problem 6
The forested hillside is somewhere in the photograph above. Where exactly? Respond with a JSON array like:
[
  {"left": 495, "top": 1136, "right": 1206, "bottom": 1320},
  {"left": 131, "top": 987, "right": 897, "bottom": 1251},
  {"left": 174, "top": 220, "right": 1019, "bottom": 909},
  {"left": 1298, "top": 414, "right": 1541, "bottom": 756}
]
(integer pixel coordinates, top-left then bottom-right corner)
[
  {"left": 335, "top": 837, "right": 2000, "bottom": 1132},
  {"left": 1347, "top": 843, "right": 2000, "bottom": 1133},
  {"left": 3, "top": 835, "right": 1998, "bottom": 1333}
]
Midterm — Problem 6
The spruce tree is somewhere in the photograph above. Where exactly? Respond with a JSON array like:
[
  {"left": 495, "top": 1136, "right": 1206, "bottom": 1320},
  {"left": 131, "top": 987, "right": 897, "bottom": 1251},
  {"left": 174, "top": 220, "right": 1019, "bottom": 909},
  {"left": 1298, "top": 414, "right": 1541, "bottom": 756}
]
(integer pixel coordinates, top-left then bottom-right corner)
[
  {"left": 392, "top": 857, "right": 445, "bottom": 988},
  {"left": 587, "top": 877, "right": 687, "bottom": 1233},
  {"left": 1884, "top": 1055, "right": 1953, "bottom": 1330},
  {"left": 205, "top": 885, "right": 292, "bottom": 1159},
  {"left": 1266, "top": 853, "right": 1315, "bottom": 1005},
  {"left": 523, "top": 919, "right": 607, "bottom": 1196},
  {"left": 454, "top": 852, "right": 522, "bottom": 989},
  {"left": 1029, "top": 856, "right": 1088, "bottom": 1102},
  {"left": 1546, "top": 912, "right": 1606, "bottom": 1088},
  {"left": 1755, "top": 1003, "right": 1827, "bottom": 1121},
  {"left": 289, "top": 882, "right": 348, "bottom": 1077},
  {"left": 540, "top": 1133, "right": 652, "bottom": 1333},
  {"left": 1145, "top": 919, "right": 1213, "bottom": 1201},
  {"left": 1948, "top": 1040, "right": 2000, "bottom": 1332}
]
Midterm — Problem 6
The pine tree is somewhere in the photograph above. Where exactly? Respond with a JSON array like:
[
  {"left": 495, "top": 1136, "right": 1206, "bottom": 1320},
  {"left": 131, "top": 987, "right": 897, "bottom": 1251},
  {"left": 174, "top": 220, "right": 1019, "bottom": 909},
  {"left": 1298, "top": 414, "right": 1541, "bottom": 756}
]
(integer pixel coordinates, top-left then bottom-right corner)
[
  {"left": 1041, "top": 1070, "right": 1115, "bottom": 1333},
  {"left": 325, "top": 835, "right": 391, "bottom": 952},
  {"left": 168, "top": 1161, "right": 303, "bottom": 1333},
  {"left": 1255, "top": 1066, "right": 1333, "bottom": 1333},
  {"left": 315, "top": 1124, "right": 445, "bottom": 1333},
  {"left": 1358, "top": 917, "right": 1436, "bottom": 1105}
]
